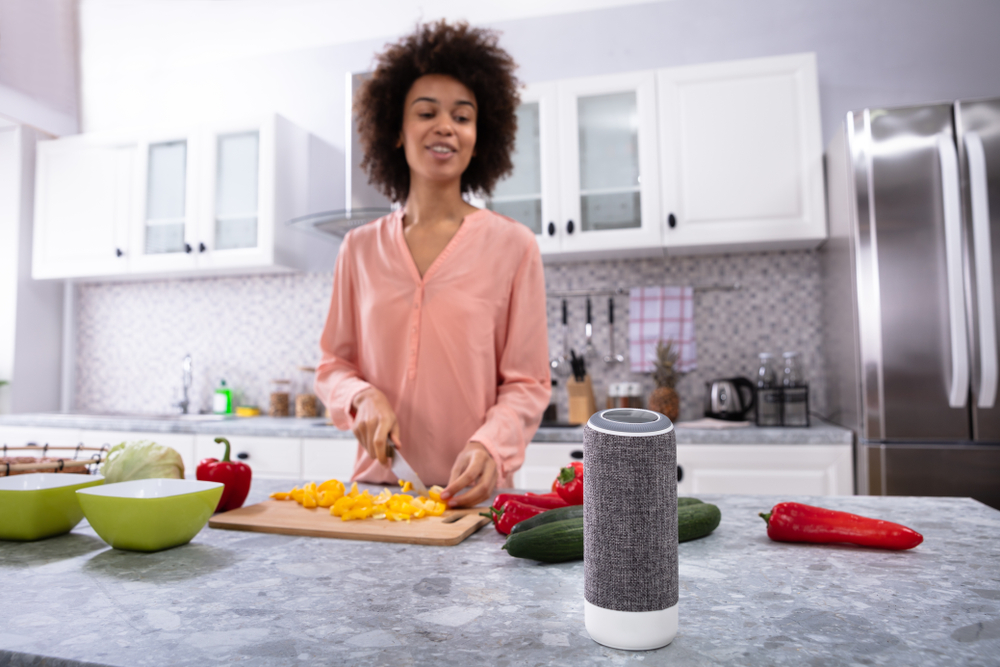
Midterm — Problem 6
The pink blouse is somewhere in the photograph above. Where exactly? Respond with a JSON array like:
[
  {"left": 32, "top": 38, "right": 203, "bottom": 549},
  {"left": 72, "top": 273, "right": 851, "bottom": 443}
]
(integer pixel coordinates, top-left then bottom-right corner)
[{"left": 315, "top": 208, "right": 551, "bottom": 488}]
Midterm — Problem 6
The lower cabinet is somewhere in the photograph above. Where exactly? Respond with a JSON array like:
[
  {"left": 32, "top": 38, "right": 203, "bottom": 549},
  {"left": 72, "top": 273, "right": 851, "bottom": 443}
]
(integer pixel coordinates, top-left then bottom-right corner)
[
  {"left": 301, "top": 438, "right": 357, "bottom": 481},
  {"left": 676, "top": 444, "right": 853, "bottom": 496},
  {"left": 514, "top": 441, "right": 854, "bottom": 495}
]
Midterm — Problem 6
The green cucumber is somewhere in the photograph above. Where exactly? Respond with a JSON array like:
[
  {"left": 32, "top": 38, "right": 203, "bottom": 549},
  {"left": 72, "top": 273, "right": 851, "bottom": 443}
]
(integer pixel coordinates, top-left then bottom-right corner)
[
  {"left": 678, "top": 502, "right": 721, "bottom": 542},
  {"left": 502, "top": 518, "right": 584, "bottom": 563},
  {"left": 502, "top": 502, "right": 721, "bottom": 563},
  {"left": 510, "top": 505, "right": 584, "bottom": 534}
]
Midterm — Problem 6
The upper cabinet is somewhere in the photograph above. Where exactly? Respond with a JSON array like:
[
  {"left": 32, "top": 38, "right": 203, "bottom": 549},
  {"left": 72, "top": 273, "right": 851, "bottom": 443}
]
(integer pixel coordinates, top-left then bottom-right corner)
[
  {"left": 657, "top": 53, "right": 826, "bottom": 254},
  {"left": 490, "top": 52, "right": 826, "bottom": 260},
  {"left": 33, "top": 114, "right": 338, "bottom": 281}
]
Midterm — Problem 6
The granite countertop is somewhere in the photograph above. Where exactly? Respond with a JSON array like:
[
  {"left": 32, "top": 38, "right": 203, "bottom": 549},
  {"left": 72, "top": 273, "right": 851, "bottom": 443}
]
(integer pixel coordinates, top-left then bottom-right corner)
[
  {"left": 0, "top": 413, "right": 853, "bottom": 445},
  {"left": 2, "top": 481, "right": 997, "bottom": 667}
]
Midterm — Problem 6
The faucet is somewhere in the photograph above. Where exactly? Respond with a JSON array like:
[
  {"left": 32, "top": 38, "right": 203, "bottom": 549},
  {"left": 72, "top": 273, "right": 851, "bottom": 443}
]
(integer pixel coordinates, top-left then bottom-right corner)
[{"left": 173, "top": 354, "right": 193, "bottom": 414}]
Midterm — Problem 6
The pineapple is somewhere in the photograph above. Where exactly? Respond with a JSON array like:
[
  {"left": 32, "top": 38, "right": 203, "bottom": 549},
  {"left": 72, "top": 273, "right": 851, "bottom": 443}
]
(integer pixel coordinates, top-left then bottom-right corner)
[{"left": 648, "top": 339, "right": 681, "bottom": 421}]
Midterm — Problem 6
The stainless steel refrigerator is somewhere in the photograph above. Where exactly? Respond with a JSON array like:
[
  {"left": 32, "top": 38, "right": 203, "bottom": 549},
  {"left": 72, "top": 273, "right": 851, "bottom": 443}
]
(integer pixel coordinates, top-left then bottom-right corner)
[{"left": 822, "top": 97, "right": 1000, "bottom": 510}]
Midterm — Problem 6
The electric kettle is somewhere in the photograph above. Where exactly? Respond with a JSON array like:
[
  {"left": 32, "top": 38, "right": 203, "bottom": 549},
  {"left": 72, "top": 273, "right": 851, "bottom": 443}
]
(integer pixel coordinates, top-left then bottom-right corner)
[{"left": 704, "top": 377, "right": 755, "bottom": 421}]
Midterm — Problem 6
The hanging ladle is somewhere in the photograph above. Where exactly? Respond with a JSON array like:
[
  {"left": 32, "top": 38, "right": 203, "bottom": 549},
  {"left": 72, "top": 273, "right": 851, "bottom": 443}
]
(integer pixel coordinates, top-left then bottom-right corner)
[
  {"left": 550, "top": 299, "right": 571, "bottom": 378},
  {"left": 604, "top": 297, "right": 625, "bottom": 365}
]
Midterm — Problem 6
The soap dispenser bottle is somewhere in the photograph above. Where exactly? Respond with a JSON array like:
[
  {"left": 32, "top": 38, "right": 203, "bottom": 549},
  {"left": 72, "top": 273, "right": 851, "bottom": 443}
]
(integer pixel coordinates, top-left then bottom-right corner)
[{"left": 213, "top": 379, "right": 234, "bottom": 415}]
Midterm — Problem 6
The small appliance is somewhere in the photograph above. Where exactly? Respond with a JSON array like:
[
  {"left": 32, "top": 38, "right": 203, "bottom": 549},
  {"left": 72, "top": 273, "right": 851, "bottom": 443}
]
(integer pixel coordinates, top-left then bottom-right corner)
[{"left": 704, "top": 377, "right": 755, "bottom": 421}]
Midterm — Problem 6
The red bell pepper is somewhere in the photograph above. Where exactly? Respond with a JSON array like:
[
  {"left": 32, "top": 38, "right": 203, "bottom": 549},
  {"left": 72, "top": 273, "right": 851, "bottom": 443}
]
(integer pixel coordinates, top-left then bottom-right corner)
[
  {"left": 554, "top": 461, "right": 583, "bottom": 505},
  {"left": 485, "top": 499, "right": 547, "bottom": 535},
  {"left": 196, "top": 437, "right": 252, "bottom": 512},
  {"left": 759, "top": 502, "right": 923, "bottom": 550},
  {"left": 490, "top": 492, "right": 568, "bottom": 513}
]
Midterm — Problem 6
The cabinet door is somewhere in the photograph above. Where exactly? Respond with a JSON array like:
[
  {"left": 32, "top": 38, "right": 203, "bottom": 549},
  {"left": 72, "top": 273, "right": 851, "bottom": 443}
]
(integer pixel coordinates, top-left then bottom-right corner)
[
  {"left": 676, "top": 444, "right": 853, "bottom": 496},
  {"left": 301, "top": 438, "right": 357, "bottom": 482},
  {"left": 32, "top": 139, "right": 132, "bottom": 279},
  {"left": 195, "top": 434, "right": 300, "bottom": 479},
  {"left": 513, "top": 443, "right": 583, "bottom": 490},
  {"left": 196, "top": 119, "right": 273, "bottom": 269},
  {"left": 486, "top": 82, "right": 561, "bottom": 255},
  {"left": 556, "top": 71, "right": 662, "bottom": 258},
  {"left": 129, "top": 130, "right": 200, "bottom": 273},
  {"left": 657, "top": 53, "right": 826, "bottom": 254}
]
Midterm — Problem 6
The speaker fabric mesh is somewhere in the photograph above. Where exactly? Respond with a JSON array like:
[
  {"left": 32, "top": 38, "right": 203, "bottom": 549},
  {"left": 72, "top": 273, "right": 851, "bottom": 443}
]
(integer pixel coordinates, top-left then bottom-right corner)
[{"left": 583, "top": 427, "right": 678, "bottom": 613}]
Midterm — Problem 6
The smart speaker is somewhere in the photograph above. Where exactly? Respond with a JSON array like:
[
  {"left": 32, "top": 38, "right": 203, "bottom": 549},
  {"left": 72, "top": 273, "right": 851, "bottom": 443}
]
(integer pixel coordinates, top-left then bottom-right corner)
[{"left": 583, "top": 408, "right": 677, "bottom": 651}]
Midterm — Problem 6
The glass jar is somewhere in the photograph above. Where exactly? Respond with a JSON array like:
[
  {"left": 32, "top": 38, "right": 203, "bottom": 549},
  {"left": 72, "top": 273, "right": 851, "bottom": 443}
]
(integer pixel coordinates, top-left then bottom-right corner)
[
  {"left": 269, "top": 379, "right": 291, "bottom": 417},
  {"left": 295, "top": 366, "right": 319, "bottom": 418},
  {"left": 755, "top": 353, "right": 782, "bottom": 427},
  {"left": 781, "top": 352, "right": 809, "bottom": 426}
]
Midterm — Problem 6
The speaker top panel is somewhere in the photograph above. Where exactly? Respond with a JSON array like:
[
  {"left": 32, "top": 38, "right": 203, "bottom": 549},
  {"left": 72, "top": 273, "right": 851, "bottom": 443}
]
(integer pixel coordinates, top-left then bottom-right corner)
[{"left": 587, "top": 409, "right": 674, "bottom": 436}]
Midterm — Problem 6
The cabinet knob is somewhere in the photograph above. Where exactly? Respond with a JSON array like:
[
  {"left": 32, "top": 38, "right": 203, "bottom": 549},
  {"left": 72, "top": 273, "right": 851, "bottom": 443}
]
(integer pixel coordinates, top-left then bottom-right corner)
[
  {"left": 668, "top": 213, "right": 677, "bottom": 229},
  {"left": 184, "top": 243, "right": 193, "bottom": 254},
  {"left": 677, "top": 464, "right": 684, "bottom": 482},
  {"left": 236, "top": 452, "right": 249, "bottom": 460},
  {"left": 570, "top": 449, "right": 583, "bottom": 460},
  {"left": 198, "top": 242, "right": 207, "bottom": 253},
  {"left": 547, "top": 222, "right": 556, "bottom": 236},
  {"left": 115, "top": 248, "right": 124, "bottom": 258},
  {"left": 566, "top": 220, "right": 575, "bottom": 235}
]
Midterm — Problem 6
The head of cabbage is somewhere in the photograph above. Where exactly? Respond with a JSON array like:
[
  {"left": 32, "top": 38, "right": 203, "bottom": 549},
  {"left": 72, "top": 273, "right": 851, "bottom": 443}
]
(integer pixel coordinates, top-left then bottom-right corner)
[{"left": 100, "top": 440, "right": 185, "bottom": 483}]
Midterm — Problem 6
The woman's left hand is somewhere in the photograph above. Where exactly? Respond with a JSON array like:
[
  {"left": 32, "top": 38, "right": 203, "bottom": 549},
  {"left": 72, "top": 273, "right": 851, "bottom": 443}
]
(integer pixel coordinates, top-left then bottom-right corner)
[{"left": 442, "top": 441, "right": 497, "bottom": 508}]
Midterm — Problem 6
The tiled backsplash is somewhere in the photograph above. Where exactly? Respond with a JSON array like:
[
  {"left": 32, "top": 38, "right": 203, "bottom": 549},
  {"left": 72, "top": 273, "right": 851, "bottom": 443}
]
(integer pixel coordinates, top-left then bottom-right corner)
[{"left": 75, "top": 250, "right": 825, "bottom": 423}]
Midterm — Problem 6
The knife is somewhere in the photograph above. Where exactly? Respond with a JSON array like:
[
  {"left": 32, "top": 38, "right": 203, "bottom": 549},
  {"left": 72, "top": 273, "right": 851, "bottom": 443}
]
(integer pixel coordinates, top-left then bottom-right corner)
[{"left": 386, "top": 442, "right": 428, "bottom": 495}]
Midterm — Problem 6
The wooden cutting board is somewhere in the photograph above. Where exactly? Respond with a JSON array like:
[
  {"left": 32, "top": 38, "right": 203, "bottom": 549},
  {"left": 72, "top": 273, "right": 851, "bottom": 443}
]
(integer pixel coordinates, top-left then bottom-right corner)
[{"left": 208, "top": 500, "right": 491, "bottom": 546}]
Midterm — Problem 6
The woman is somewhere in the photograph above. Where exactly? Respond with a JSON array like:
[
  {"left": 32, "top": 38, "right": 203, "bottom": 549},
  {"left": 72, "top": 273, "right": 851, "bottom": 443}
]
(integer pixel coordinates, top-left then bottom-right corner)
[{"left": 315, "top": 21, "right": 551, "bottom": 508}]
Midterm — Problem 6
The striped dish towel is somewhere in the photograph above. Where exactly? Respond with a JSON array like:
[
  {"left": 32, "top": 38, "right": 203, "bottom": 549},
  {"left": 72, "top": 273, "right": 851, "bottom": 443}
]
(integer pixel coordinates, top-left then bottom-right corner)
[{"left": 628, "top": 286, "right": 697, "bottom": 374}]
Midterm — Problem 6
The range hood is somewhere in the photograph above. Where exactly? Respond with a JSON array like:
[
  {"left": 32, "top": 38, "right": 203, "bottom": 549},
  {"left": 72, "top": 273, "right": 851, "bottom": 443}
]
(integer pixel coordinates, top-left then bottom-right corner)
[{"left": 290, "top": 73, "right": 395, "bottom": 238}]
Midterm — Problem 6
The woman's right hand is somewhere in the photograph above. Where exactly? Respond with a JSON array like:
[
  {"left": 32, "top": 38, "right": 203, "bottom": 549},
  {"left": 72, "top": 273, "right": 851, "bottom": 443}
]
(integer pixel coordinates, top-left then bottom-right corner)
[{"left": 350, "top": 386, "right": 401, "bottom": 467}]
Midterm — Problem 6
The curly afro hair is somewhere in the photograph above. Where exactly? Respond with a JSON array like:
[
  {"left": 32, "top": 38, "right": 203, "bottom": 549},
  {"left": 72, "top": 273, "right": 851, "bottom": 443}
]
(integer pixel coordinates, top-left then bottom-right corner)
[{"left": 355, "top": 20, "right": 520, "bottom": 203}]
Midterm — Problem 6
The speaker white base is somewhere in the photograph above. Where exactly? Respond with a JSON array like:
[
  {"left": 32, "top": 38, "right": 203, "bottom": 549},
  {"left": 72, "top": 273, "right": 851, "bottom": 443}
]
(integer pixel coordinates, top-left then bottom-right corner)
[{"left": 584, "top": 601, "right": 678, "bottom": 651}]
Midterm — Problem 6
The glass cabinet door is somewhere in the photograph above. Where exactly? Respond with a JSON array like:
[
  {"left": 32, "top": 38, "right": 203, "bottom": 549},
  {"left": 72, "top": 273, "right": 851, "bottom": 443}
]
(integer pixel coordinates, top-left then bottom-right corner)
[
  {"left": 558, "top": 71, "right": 661, "bottom": 254},
  {"left": 577, "top": 92, "right": 641, "bottom": 232},
  {"left": 144, "top": 140, "right": 188, "bottom": 254},
  {"left": 214, "top": 131, "right": 259, "bottom": 250},
  {"left": 487, "top": 102, "right": 542, "bottom": 234}
]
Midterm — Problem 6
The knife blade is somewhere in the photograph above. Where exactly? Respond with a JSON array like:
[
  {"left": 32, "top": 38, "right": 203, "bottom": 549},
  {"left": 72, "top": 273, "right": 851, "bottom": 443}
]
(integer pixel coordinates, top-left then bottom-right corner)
[{"left": 386, "top": 442, "right": 428, "bottom": 495}]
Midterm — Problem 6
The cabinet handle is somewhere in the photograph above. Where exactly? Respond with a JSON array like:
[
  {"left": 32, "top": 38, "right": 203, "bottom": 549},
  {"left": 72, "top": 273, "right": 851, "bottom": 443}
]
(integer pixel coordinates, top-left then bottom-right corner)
[
  {"left": 570, "top": 449, "right": 583, "bottom": 460},
  {"left": 668, "top": 213, "right": 677, "bottom": 229},
  {"left": 184, "top": 243, "right": 193, "bottom": 254},
  {"left": 236, "top": 452, "right": 249, "bottom": 460},
  {"left": 566, "top": 220, "right": 575, "bottom": 235},
  {"left": 547, "top": 222, "right": 556, "bottom": 236},
  {"left": 677, "top": 464, "right": 683, "bottom": 483},
  {"left": 198, "top": 242, "right": 207, "bottom": 253},
  {"left": 115, "top": 248, "right": 124, "bottom": 258}
]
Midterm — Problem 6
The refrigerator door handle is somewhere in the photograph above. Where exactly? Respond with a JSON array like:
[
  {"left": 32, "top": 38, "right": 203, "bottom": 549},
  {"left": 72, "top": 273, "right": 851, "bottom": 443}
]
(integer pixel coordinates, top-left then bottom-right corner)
[
  {"left": 939, "top": 134, "right": 970, "bottom": 408},
  {"left": 966, "top": 132, "right": 998, "bottom": 408}
]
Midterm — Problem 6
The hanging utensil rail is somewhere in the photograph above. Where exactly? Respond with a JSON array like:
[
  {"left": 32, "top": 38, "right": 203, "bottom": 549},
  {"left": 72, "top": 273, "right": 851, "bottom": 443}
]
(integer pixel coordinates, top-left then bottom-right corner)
[{"left": 545, "top": 283, "right": 740, "bottom": 298}]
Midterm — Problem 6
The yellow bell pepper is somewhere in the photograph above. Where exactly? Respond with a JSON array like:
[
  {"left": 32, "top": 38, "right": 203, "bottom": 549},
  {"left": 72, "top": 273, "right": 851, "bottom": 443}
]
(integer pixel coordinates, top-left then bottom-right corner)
[
  {"left": 269, "top": 491, "right": 291, "bottom": 500},
  {"left": 399, "top": 479, "right": 413, "bottom": 493},
  {"left": 348, "top": 482, "right": 359, "bottom": 498},
  {"left": 318, "top": 479, "right": 345, "bottom": 499},
  {"left": 290, "top": 486, "right": 305, "bottom": 503},
  {"left": 331, "top": 495, "right": 355, "bottom": 517},
  {"left": 428, "top": 485, "right": 445, "bottom": 502},
  {"left": 317, "top": 490, "right": 339, "bottom": 508},
  {"left": 302, "top": 491, "right": 318, "bottom": 509}
]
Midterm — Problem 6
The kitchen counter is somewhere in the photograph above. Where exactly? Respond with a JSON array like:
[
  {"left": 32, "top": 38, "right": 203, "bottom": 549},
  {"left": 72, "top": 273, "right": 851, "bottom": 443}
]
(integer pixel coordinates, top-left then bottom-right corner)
[
  {"left": 2, "top": 482, "right": 997, "bottom": 666},
  {"left": 0, "top": 413, "right": 853, "bottom": 445}
]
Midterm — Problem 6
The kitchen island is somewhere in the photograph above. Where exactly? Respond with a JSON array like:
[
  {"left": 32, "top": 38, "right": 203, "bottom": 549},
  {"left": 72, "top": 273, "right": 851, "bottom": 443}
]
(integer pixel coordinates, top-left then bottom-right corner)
[{"left": 2, "top": 481, "right": 998, "bottom": 666}]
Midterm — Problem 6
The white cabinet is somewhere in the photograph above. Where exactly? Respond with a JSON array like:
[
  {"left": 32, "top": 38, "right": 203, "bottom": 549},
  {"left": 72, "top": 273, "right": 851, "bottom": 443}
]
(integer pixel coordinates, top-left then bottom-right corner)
[
  {"left": 32, "top": 114, "right": 338, "bottom": 281},
  {"left": 513, "top": 442, "right": 583, "bottom": 490},
  {"left": 302, "top": 438, "right": 357, "bottom": 481},
  {"left": 657, "top": 53, "right": 826, "bottom": 254},
  {"left": 32, "top": 136, "right": 133, "bottom": 279},
  {"left": 194, "top": 434, "right": 301, "bottom": 480},
  {"left": 676, "top": 444, "right": 853, "bottom": 496},
  {"left": 556, "top": 71, "right": 662, "bottom": 259},
  {"left": 0, "top": 425, "right": 82, "bottom": 449}
]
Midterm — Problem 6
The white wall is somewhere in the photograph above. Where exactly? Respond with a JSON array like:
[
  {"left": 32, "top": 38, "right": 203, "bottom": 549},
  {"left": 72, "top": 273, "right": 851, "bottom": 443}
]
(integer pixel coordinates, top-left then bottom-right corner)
[{"left": 0, "top": 125, "right": 64, "bottom": 414}]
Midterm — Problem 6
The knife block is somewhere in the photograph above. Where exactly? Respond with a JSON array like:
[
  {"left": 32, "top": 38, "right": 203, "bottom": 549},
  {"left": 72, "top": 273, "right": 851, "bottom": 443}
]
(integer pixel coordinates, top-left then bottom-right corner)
[{"left": 567, "top": 375, "right": 597, "bottom": 424}]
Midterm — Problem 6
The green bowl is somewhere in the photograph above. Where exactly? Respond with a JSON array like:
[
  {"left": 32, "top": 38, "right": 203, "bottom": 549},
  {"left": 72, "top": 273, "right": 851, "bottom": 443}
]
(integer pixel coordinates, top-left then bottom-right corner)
[
  {"left": 77, "top": 478, "right": 224, "bottom": 552},
  {"left": 0, "top": 473, "right": 105, "bottom": 541}
]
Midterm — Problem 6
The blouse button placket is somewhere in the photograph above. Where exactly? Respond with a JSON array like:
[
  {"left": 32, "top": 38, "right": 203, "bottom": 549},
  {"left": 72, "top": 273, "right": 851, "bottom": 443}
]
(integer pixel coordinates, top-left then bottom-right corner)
[{"left": 408, "top": 289, "right": 423, "bottom": 380}]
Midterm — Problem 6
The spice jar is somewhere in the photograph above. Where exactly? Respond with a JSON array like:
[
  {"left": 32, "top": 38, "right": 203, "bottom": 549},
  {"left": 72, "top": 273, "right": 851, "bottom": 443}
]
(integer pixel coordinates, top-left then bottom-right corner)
[
  {"left": 296, "top": 366, "right": 319, "bottom": 418},
  {"left": 269, "top": 379, "right": 291, "bottom": 417}
]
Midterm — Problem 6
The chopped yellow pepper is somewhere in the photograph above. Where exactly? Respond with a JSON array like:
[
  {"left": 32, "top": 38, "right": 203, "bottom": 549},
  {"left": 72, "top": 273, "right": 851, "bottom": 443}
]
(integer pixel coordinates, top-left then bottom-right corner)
[
  {"left": 399, "top": 479, "right": 413, "bottom": 493},
  {"left": 331, "top": 495, "right": 355, "bottom": 517},
  {"left": 348, "top": 482, "right": 359, "bottom": 498},
  {"left": 318, "top": 479, "right": 345, "bottom": 499},
  {"left": 276, "top": 477, "right": 450, "bottom": 523},
  {"left": 428, "top": 485, "right": 445, "bottom": 502},
  {"left": 290, "top": 486, "right": 305, "bottom": 503},
  {"left": 269, "top": 491, "right": 291, "bottom": 500},
  {"left": 302, "top": 492, "right": 318, "bottom": 509}
]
